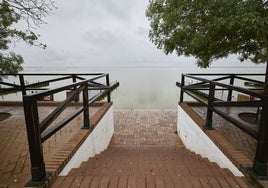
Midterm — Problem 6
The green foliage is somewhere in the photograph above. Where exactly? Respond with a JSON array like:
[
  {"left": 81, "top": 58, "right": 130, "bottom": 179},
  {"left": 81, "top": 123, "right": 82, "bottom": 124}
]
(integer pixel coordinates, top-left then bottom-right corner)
[
  {"left": 0, "top": 0, "right": 53, "bottom": 75},
  {"left": 146, "top": 0, "right": 268, "bottom": 68}
]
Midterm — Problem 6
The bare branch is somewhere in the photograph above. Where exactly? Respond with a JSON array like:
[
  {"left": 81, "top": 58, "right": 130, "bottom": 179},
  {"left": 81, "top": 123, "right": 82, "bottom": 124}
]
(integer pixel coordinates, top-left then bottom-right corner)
[{"left": 5, "top": 0, "right": 56, "bottom": 28}]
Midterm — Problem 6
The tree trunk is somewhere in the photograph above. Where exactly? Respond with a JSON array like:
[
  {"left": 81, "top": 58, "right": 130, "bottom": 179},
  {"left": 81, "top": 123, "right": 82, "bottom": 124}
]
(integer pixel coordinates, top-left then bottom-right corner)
[{"left": 253, "top": 62, "right": 268, "bottom": 176}]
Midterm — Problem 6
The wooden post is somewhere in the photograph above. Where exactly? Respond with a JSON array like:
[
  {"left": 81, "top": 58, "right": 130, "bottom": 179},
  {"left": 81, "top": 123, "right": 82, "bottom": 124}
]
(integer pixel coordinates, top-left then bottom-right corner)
[
  {"left": 72, "top": 74, "right": 79, "bottom": 102},
  {"left": 204, "top": 83, "right": 215, "bottom": 130},
  {"left": 106, "top": 74, "right": 111, "bottom": 102},
  {"left": 82, "top": 83, "right": 90, "bottom": 129},
  {"left": 23, "top": 96, "right": 49, "bottom": 186},
  {"left": 227, "top": 74, "right": 234, "bottom": 102},
  {"left": 19, "top": 74, "right": 26, "bottom": 96},
  {"left": 253, "top": 63, "right": 268, "bottom": 176},
  {"left": 180, "top": 74, "right": 185, "bottom": 102}
]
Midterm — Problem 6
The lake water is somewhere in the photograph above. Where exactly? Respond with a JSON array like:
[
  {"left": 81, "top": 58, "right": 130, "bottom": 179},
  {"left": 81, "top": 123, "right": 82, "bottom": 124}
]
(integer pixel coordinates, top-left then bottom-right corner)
[{"left": 1, "top": 65, "right": 265, "bottom": 109}]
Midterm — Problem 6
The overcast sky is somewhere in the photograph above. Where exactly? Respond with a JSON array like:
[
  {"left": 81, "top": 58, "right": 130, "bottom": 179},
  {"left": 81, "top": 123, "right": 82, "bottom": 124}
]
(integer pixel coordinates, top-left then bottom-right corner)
[{"left": 14, "top": 0, "right": 264, "bottom": 68}]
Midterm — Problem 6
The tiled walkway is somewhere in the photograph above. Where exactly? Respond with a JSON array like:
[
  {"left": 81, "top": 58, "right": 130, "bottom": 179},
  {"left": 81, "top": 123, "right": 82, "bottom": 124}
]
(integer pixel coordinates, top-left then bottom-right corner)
[
  {"left": 110, "top": 111, "right": 183, "bottom": 148},
  {"left": 52, "top": 111, "right": 249, "bottom": 187},
  {"left": 192, "top": 107, "right": 257, "bottom": 161},
  {"left": 0, "top": 105, "right": 99, "bottom": 188}
]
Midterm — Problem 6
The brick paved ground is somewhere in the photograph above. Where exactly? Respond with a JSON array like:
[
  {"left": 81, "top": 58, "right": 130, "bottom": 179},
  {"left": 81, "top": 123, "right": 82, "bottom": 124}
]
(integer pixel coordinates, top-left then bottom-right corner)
[
  {"left": 52, "top": 111, "right": 249, "bottom": 187},
  {"left": 0, "top": 106, "right": 254, "bottom": 187},
  {"left": 192, "top": 107, "right": 257, "bottom": 161},
  {"left": 110, "top": 110, "right": 183, "bottom": 148},
  {"left": 0, "top": 105, "right": 99, "bottom": 188}
]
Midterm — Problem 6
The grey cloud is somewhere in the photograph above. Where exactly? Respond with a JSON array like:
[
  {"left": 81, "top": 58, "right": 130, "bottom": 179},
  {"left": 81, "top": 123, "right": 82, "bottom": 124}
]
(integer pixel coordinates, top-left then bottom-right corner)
[
  {"left": 82, "top": 28, "right": 124, "bottom": 48},
  {"left": 56, "top": 0, "right": 138, "bottom": 23},
  {"left": 100, "top": 1, "right": 133, "bottom": 22},
  {"left": 19, "top": 0, "right": 183, "bottom": 68},
  {"left": 43, "top": 49, "right": 70, "bottom": 62},
  {"left": 87, "top": 0, "right": 138, "bottom": 22},
  {"left": 135, "top": 27, "right": 148, "bottom": 38}
]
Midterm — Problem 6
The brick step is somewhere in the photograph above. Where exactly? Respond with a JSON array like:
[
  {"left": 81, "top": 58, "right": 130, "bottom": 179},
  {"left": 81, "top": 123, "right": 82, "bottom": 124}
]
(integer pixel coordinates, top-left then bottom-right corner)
[
  {"left": 68, "top": 163, "right": 232, "bottom": 178},
  {"left": 52, "top": 175, "right": 248, "bottom": 188},
  {"left": 91, "top": 148, "right": 215, "bottom": 166},
  {"left": 82, "top": 148, "right": 205, "bottom": 160},
  {"left": 50, "top": 109, "right": 250, "bottom": 187},
  {"left": 76, "top": 147, "right": 214, "bottom": 167},
  {"left": 67, "top": 153, "right": 104, "bottom": 175},
  {"left": 66, "top": 147, "right": 233, "bottom": 178}
]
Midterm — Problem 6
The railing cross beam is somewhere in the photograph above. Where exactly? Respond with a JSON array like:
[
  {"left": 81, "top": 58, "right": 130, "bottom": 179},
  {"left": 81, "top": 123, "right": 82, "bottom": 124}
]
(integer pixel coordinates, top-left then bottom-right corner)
[
  {"left": 177, "top": 73, "right": 268, "bottom": 179},
  {"left": 0, "top": 73, "right": 119, "bottom": 187}
]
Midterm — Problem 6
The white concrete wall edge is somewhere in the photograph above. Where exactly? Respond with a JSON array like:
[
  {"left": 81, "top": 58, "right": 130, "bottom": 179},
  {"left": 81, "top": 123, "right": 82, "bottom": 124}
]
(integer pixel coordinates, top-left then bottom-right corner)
[
  {"left": 177, "top": 105, "right": 244, "bottom": 177},
  {"left": 59, "top": 105, "right": 114, "bottom": 176}
]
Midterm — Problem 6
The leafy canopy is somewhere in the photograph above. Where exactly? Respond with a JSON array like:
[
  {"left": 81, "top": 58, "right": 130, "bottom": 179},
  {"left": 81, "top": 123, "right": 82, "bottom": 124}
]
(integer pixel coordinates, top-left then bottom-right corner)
[
  {"left": 0, "top": 0, "right": 55, "bottom": 74},
  {"left": 146, "top": 0, "right": 268, "bottom": 68}
]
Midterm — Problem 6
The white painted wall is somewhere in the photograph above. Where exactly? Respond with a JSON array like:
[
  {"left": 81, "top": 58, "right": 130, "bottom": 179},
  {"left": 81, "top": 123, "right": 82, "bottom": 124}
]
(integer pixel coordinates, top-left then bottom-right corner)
[
  {"left": 177, "top": 105, "right": 244, "bottom": 176},
  {"left": 59, "top": 105, "right": 114, "bottom": 176}
]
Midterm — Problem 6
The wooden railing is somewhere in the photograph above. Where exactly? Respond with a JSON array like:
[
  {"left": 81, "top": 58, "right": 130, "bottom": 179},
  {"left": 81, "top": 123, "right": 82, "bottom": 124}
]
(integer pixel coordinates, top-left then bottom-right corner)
[
  {"left": 177, "top": 73, "right": 268, "bottom": 177},
  {"left": 0, "top": 73, "right": 119, "bottom": 186}
]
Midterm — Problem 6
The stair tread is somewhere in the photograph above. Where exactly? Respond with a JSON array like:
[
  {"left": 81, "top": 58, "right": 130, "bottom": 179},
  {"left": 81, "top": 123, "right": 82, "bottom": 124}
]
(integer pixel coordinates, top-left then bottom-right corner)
[
  {"left": 65, "top": 147, "right": 240, "bottom": 178},
  {"left": 52, "top": 174, "right": 248, "bottom": 188},
  {"left": 51, "top": 110, "right": 250, "bottom": 187}
]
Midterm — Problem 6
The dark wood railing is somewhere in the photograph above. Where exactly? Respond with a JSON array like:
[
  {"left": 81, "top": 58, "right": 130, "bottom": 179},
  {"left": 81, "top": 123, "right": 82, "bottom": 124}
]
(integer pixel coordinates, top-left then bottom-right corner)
[
  {"left": 0, "top": 73, "right": 119, "bottom": 186},
  {"left": 177, "top": 73, "right": 268, "bottom": 177}
]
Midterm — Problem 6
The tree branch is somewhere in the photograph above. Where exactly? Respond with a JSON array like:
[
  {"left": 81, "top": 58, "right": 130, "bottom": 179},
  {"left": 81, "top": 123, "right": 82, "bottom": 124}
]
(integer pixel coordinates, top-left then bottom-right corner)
[{"left": 5, "top": 0, "right": 56, "bottom": 27}]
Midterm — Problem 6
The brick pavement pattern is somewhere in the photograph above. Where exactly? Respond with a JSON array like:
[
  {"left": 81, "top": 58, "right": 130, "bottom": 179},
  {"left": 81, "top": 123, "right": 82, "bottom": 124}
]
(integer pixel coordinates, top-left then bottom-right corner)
[
  {"left": 192, "top": 107, "right": 257, "bottom": 161},
  {"left": 0, "top": 105, "right": 99, "bottom": 188},
  {"left": 52, "top": 110, "right": 249, "bottom": 187}
]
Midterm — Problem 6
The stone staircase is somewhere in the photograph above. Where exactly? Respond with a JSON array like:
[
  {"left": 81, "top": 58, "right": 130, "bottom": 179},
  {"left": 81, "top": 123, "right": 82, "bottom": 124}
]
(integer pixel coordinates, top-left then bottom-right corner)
[
  {"left": 51, "top": 111, "right": 249, "bottom": 187},
  {"left": 51, "top": 147, "right": 248, "bottom": 187}
]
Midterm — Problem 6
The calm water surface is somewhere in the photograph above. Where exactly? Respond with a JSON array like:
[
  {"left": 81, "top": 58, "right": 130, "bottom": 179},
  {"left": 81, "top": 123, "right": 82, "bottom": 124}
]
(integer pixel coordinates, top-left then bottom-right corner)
[{"left": 1, "top": 66, "right": 265, "bottom": 109}]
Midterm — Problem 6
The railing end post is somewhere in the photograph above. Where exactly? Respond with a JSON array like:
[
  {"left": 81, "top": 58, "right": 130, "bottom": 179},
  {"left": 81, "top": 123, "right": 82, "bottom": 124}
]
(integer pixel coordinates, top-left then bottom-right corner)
[
  {"left": 23, "top": 95, "right": 49, "bottom": 187},
  {"left": 204, "top": 120, "right": 213, "bottom": 131},
  {"left": 25, "top": 172, "right": 52, "bottom": 187},
  {"left": 252, "top": 159, "right": 268, "bottom": 178},
  {"left": 82, "top": 117, "right": 91, "bottom": 129},
  {"left": 180, "top": 74, "right": 185, "bottom": 102},
  {"left": 106, "top": 74, "right": 111, "bottom": 102},
  {"left": 253, "top": 98, "right": 268, "bottom": 178}
]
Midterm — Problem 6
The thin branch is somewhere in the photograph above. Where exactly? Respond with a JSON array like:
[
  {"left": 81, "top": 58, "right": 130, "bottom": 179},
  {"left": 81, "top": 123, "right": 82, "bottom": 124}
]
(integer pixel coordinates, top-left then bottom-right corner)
[{"left": 5, "top": 0, "right": 56, "bottom": 28}]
